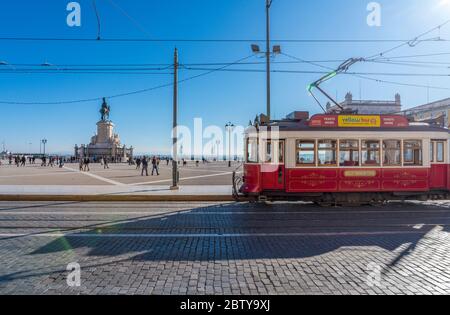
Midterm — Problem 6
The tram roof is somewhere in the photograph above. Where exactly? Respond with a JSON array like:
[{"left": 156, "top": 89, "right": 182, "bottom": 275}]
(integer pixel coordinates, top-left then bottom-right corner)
[{"left": 249, "top": 114, "right": 450, "bottom": 133}]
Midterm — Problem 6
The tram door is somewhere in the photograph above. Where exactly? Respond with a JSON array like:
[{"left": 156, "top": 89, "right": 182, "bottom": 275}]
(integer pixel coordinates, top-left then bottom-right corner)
[
  {"left": 261, "top": 140, "right": 285, "bottom": 191},
  {"left": 430, "top": 140, "right": 447, "bottom": 189}
]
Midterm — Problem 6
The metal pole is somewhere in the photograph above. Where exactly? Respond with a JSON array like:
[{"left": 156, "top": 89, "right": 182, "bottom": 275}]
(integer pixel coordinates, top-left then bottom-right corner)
[
  {"left": 42, "top": 139, "right": 47, "bottom": 156},
  {"left": 228, "top": 128, "right": 231, "bottom": 167},
  {"left": 171, "top": 48, "right": 179, "bottom": 190},
  {"left": 266, "top": 0, "right": 271, "bottom": 121}
]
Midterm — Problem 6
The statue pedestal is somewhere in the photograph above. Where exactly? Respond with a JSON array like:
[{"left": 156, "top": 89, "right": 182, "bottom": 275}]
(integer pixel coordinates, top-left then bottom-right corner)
[{"left": 96, "top": 121, "right": 115, "bottom": 144}]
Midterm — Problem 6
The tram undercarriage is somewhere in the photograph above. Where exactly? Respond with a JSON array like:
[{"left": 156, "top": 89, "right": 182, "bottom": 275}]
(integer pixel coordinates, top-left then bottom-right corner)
[{"left": 239, "top": 191, "right": 450, "bottom": 206}]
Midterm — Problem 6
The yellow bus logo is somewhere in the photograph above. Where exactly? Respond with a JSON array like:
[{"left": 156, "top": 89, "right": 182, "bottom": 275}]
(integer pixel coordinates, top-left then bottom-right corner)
[{"left": 338, "top": 116, "right": 381, "bottom": 128}]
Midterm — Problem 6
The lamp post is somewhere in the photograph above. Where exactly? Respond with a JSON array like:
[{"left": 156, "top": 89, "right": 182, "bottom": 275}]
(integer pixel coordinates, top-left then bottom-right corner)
[
  {"left": 171, "top": 48, "right": 179, "bottom": 190},
  {"left": 251, "top": 0, "right": 279, "bottom": 122},
  {"left": 41, "top": 139, "right": 47, "bottom": 156},
  {"left": 225, "top": 122, "right": 235, "bottom": 168}
]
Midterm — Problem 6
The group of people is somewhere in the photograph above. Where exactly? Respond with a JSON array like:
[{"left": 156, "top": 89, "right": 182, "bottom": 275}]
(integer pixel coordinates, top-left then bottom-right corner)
[
  {"left": 41, "top": 156, "right": 63, "bottom": 168},
  {"left": 135, "top": 156, "right": 161, "bottom": 176},
  {"left": 13, "top": 155, "right": 27, "bottom": 167},
  {"left": 79, "top": 157, "right": 91, "bottom": 172},
  {"left": 2, "top": 155, "right": 64, "bottom": 168},
  {"left": 79, "top": 156, "right": 112, "bottom": 172},
  {"left": 1, "top": 154, "right": 222, "bottom": 178}
]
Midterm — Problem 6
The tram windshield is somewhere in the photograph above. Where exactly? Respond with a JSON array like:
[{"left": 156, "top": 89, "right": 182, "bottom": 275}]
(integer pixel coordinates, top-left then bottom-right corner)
[{"left": 246, "top": 138, "right": 258, "bottom": 163}]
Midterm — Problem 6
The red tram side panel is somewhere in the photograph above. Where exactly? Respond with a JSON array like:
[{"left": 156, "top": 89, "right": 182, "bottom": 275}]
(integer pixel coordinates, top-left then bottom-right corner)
[
  {"left": 243, "top": 167, "right": 433, "bottom": 194},
  {"left": 430, "top": 164, "right": 448, "bottom": 189},
  {"left": 242, "top": 164, "right": 262, "bottom": 194}
]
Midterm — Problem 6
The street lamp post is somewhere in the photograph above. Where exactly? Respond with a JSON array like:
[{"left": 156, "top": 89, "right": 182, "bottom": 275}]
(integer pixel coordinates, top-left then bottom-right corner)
[
  {"left": 42, "top": 139, "right": 47, "bottom": 156},
  {"left": 251, "top": 0, "right": 279, "bottom": 122},
  {"left": 171, "top": 48, "right": 179, "bottom": 190},
  {"left": 265, "top": 0, "right": 272, "bottom": 121},
  {"left": 225, "top": 122, "right": 235, "bottom": 168}
]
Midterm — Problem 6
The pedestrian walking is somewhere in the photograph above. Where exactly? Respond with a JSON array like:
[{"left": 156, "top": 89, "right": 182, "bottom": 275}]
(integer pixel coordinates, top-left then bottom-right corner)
[
  {"left": 141, "top": 157, "right": 149, "bottom": 176},
  {"left": 104, "top": 156, "right": 109, "bottom": 169},
  {"left": 83, "top": 157, "right": 90, "bottom": 172},
  {"left": 136, "top": 158, "right": 141, "bottom": 170},
  {"left": 151, "top": 156, "right": 159, "bottom": 176},
  {"left": 79, "top": 158, "right": 84, "bottom": 171}
]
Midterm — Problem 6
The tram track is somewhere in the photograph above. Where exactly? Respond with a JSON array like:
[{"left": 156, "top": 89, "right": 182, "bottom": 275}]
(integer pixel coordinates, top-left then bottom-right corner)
[{"left": 0, "top": 202, "right": 448, "bottom": 240}]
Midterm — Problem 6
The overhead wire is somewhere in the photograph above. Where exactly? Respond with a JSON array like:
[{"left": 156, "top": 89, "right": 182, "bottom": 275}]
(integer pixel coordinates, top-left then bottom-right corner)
[{"left": 0, "top": 55, "right": 255, "bottom": 105}]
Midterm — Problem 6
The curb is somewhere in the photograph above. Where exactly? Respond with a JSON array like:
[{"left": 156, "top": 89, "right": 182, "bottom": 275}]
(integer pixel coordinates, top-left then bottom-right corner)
[{"left": 0, "top": 195, "right": 241, "bottom": 202}]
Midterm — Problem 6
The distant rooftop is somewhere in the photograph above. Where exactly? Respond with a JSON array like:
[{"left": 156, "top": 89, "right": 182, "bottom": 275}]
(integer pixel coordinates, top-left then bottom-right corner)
[
  {"left": 400, "top": 97, "right": 450, "bottom": 113},
  {"left": 327, "top": 92, "right": 402, "bottom": 114}
]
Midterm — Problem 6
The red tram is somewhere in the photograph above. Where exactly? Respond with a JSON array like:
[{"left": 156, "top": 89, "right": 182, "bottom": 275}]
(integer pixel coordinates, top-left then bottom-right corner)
[{"left": 237, "top": 112, "right": 450, "bottom": 205}]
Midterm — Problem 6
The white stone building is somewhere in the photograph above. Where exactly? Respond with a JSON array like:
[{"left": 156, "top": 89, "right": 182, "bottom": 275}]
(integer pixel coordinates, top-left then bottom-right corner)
[
  {"left": 397, "top": 98, "right": 450, "bottom": 128},
  {"left": 327, "top": 92, "right": 402, "bottom": 115}
]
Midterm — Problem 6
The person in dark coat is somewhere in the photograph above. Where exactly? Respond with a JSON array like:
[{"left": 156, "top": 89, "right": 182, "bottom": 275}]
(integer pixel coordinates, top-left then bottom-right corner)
[
  {"left": 151, "top": 156, "right": 159, "bottom": 176},
  {"left": 141, "top": 157, "right": 149, "bottom": 176}
]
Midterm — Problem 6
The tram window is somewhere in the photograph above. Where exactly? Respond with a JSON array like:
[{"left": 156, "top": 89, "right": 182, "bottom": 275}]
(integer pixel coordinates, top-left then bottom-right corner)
[
  {"left": 318, "top": 140, "right": 337, "bottom": 166},
  {"left": 278, "top": 141, "right": 285, "bottom": 164},
  {"left": 246, "top": 139, "right": 258, "bottom": 163},
  {"left": 339, "top": 140, "right": 360, "bottom": 167},
  {"left": 430, "top": 143, "right": 435, "bottom": 163},
  {"left": 264, "top": 141, "right": 272, "bottom": 163},
  {"left": 296, "top": 140, "right": 316, "bottom": 166},
  {"left": 404, "top": 140, "right": 423, "bottom": 166},
  {"left": 383, "top": 140, "right": 401, "bottom": 166},
  {"left": 263, "top": 141, "right": 284, "bottom": 163},
  {"left": 437, "top": 142, "right": 445, "bottom": 162},
  {"left": 362, "top": 140, "right": 381, "bottom": 166}
]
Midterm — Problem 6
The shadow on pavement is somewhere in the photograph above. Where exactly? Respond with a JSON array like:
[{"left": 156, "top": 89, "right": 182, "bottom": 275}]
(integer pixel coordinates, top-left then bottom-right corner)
[{"left": 29, "top": 201, "right": 450, "bottom": 262}]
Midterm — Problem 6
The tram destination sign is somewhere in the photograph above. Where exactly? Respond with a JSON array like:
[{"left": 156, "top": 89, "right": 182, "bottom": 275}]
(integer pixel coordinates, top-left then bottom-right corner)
[{"left": 309, "top": 115, "right": 409, "bottom": 128}]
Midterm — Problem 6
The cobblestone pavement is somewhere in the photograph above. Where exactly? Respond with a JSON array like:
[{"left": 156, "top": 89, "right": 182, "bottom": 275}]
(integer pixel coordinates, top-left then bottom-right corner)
[{"left": 0, "top": 201, "right": 449, "bottom": 295}]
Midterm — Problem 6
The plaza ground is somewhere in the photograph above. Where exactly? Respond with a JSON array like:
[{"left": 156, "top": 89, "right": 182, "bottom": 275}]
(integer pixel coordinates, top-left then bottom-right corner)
[
  {"left": 0, "top": 160, "right": 239, "bottom": 186},
  {"left": 0, "top": 160, "right": 238, "bottom": 200},
  {"left": 0, "top": 201, "right": 448, "bottom": 295}
]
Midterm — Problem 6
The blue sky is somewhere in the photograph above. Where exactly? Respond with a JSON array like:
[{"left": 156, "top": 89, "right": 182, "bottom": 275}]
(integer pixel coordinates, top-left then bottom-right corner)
[{"left": 0, "top": 0, "right": 449, "bottom": 154}]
